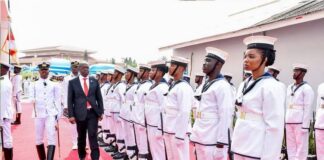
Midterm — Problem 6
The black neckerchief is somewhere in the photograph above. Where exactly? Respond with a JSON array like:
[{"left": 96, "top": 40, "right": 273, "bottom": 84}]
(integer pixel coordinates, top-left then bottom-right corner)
[
  {"left": 321, "top": 97, "right": 324, "bottom": 100},
  {"left": 105, "top": 83, "right": 114, "bottom": 95},
  {"left": 135, "top": 80, "right": 151, "bottom": 94},
  {"left": 0, "top": 76, "right": 4, "bottom": 80},
  {"left": 242, "top": 72, "right": 272, "bottom": 95},
  {"left": 290, "top": 81, "right": 307, "bottom": 96},
  {"left": 111, "top": 81, "right": 124, "bottom": 93},
  {"left": 235, "top": 72, "right": 272, "bottom": 106},
  {"left": 195, "top": 74, "right": 224, "bottom": 101},
  {"left": 124, "top": 83, "right": 137, "bottom": 95},
  {"left": 201, "top": 74, "right": 224, "bottom": 93},
  {"left": 164, "top": 80, "right": 185, "bottom": 96},
  {"left": 150, "top": 81, "right": 168, "bottom": 91},
  {"left": 100, "top": 81, "right": 109, "bottom": 88}
]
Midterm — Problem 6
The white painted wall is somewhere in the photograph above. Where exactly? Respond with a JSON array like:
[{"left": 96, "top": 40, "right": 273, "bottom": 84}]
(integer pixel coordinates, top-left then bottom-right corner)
[{"left": 173, "top": 19, "right": 324, "bottom": 92}]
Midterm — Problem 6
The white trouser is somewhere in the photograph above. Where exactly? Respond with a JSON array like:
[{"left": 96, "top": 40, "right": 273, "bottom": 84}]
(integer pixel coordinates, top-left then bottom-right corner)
[
  {"left": 147, "top": 126, "right": 166, "bottom": 160},
  {"left": 134, "top": 124, "right": 149, "bottom": 155},
  {"left": 71, "top": 123, "right": 78, "bottom": 145},
  {"left": 316, "top": 129, "right": 324, "bottom": 160},
  {"left": 233, "top": 154, "right": 257, "bottom": 160},
  {"left": 24, "top": 86, "right": 29, "bottom": 96},
  {"left": 115, "top": 116, "right": 125, "bottom": 151},
  {"left": 13, "top": 94, "right": 22, "bottom": 113},
  {"left": 164, "top": 133, "right": 189, "bottom": 160},
  {"left": 2, "top": 119, "right": 13, "bottom": 148},
  {"left": 195, "top": 143, "right": 225, "bottom": 160},
  {"left": 108, "top": 114, "right": 116, "bottom": 135},
  {"left": 125, "top": 121, "right": 137, "bottom": 157},
  {"left": 286, "top": 124, "right": 309, "bottom": 160},
  {"left": 34, "top": 116, "right": 57, "bottom": 145}
]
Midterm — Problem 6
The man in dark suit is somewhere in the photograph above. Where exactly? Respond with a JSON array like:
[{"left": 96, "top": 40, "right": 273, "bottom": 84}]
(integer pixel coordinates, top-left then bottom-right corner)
[{"left": 68, "top": 62, "right": 104, "bottom": 160}]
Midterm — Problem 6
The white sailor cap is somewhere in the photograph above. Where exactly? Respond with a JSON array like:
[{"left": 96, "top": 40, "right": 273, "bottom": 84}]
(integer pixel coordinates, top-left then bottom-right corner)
[
  {"left": 101, "top": 70, "right": 109, "bottom": 74},
  {"left": 195, "top": 73, "right": 204, "bottom": 77},
  {"left": 96, "top": 71, "right": 101, "bottom": 75},
  {"left": 243, "top": 35, "right": 277, "bottom": 50},
  {"left": 114, "top": 65, "right": 126, "bottom": 74},
  {"left": 107, "top": 70, "right": 114, "bottom": 75},
  {"left": 293, "top": 63, "right": 308, "bottom": 71},
  {"left": 150, "top": 60, "right": 166, "bottom": 68},
  {"left": 205, "top": 47, "right": 229, "bottom": 63},
  {"left": 139, "top": 64, "right": 151, "bottom": 70},
  {"left": 223, "top": 72, "right": 233, "bottom": 78},
  {"left": 268, "top": 66, "right": 281, "bottom": 73},
  {"left": 126, "top": 66, "right": 139, "bottom": 74},
  {"left": 169, "top": 56, "right": 190, "bottom": 66}
]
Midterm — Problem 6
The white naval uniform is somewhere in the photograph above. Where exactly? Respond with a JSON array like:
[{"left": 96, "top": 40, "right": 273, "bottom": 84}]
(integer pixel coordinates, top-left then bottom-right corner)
[
  {"left": 285, "top": 82, "right": 314, "bottom": 160},
  {"left": 132, "top": 80, "right": 152, "bottom": 158},
  {"left": 144, "top": 82, "right": 168, "bottom": 160},
  {"left": 163, "top": 80, "right": 194, "bottom": 160},
  {"left": 11, "top": 74, "right": 23, "bottom": 113},
  {"left": 0, "top": 75, "right": 14, "bottom": 148},
  {"left": 110, "top": 81, "right": 127, "bottom": 151},
  {"left": 105, "top": 82, "right": 116, "bottom": 143},
  {"left": 315, "top": 83, "right": 324, "bottom": 160},
  {"left": 23, "top": 78, "right": 30, "bottom": 96},
  {"left": 120, "top": 83, "right": 138, "bottom": 157},
  {"left": 29, "top": 78, "right": 61, "bottom": 145},
  {"left": 100, "top": 81, "right": 111, "bottom": 142},
  {"left": 62, "top": 74, "right": 78, "bottom": 146},
  {"left": 231, "top": 75, "right": 285, "bottom": 160},
  {"left": 190, "top": 78, "right": 234, "bottom": 160}
]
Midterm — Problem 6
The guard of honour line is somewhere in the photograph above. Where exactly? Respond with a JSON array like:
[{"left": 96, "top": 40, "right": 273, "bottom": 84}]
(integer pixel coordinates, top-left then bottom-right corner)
[{"left": 1, "top": 35, "right": 323, "bottom": 160}]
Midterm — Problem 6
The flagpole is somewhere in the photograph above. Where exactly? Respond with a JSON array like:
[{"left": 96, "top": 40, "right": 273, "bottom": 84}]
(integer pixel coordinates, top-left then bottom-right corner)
[{"left": 7, "top": 0, "right": 11, "bottom": 78}]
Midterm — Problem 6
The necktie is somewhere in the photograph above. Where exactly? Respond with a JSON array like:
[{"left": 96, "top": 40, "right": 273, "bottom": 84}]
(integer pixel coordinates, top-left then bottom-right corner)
[{"left": 83, "top": 77, "right": 91, "bottom": 108}]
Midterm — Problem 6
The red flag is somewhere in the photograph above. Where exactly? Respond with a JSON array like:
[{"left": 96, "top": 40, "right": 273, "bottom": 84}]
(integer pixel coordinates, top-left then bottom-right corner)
[{"left": 6, "top": 29, "right": 16, "bottom": 56}]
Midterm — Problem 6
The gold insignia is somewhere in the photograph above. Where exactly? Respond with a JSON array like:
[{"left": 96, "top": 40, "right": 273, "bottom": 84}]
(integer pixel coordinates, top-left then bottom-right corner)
[
  {"left": 240, "top": 112, "right": 246, "bottom": 119},
  {"left": 197, "top": 112, "right": 202, "bottom": 119}
]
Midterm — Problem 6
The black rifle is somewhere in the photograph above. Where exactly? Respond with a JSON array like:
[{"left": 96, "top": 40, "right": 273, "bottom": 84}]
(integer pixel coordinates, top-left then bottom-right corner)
[
  {"left": 281, "top": 126, "right": 288, "bottom": 160},
  {"left": 160, "top": 112, "right": 168, "bottom": 160},
  {"left": 228, "top": 128, "right": 233, "bottom": 160}
]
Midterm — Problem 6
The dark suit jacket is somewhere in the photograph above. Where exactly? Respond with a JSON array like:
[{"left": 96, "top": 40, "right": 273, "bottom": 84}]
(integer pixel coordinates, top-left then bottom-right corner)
[{"left": 68, "top": 76, "right": 104, "bottom": 121}]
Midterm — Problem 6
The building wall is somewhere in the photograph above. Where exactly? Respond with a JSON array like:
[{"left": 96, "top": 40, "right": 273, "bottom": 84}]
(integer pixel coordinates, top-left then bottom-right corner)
[{"left": 173, "top": 19, "right": 324, "bottom": 92}]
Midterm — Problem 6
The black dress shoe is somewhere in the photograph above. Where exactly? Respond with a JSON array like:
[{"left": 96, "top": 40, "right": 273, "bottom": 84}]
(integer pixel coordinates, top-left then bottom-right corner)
[
  {"left": 104, "top": 145, "right": 117, "bottom": 153},
  {"left": 112, "top": 152, "right": 127, "bottom": 159}
]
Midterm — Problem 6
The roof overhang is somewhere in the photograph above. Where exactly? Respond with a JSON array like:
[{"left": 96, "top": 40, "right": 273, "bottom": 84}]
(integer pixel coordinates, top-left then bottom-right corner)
[{"left": 159, "top": 9, "right": 324, "bottom": 51}]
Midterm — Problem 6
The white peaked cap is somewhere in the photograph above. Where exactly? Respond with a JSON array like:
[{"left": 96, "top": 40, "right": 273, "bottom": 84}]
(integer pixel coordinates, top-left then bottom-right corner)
[
  {"left": 268, "top": 66, "right": 280, "bottom": 72},
  {"left": 244, "top": 35, "right": 277, "bottom": 46},
  {"left": 170, "top": 56, "right": 190, "bottom": 65},
  {"left": 114, "top": 65, "right": 126, "bottom": 74},
  {"left": 96, "top": 71, "right": 101, "bottom": 75},
  {"left": 223, "top": 72, "right": 233, "bottom": 77},
  {"left": 127, "top": 66, "right": 139, "bottom": 74},
  {"left": 139, "top": 64, "right": 151, "bottom": 70},
  {"left": 293, "top": 63, "right": 308, "bottom": 71},
  {"left": 205, "top": 47, "right": 229, "bottom": 62}
]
